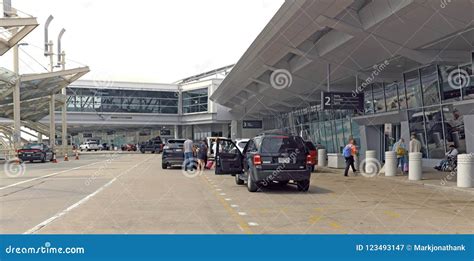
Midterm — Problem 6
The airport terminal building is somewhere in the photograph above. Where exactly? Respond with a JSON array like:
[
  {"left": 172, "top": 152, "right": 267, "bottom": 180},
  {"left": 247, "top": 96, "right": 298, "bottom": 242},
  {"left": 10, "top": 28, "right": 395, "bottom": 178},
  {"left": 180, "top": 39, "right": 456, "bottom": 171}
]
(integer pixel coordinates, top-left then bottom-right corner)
[
  {"left": 211, "top": 0, "right": 474, "bottom": 166},
  {"left": 40, "top": 66, "right": 235, "bottom": 146}
]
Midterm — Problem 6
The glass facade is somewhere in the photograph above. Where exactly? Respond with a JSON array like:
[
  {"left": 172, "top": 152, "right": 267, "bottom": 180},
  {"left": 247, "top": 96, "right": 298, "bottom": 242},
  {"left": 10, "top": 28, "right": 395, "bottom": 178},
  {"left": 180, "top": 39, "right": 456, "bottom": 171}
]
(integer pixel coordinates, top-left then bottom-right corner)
[
  {"left": 67, "top": 88, "right": 179, "bottom": 114},
  {"left": 182, "top": 88, "right": 208, "bottom": 114},
  {"left": 268, "top": 59, "right": 471, "bottom": 159}
]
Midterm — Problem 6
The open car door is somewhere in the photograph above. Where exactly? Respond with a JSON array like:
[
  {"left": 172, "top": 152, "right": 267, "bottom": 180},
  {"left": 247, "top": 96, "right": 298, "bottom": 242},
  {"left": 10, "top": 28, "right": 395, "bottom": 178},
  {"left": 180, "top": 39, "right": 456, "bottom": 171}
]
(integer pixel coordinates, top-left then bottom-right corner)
[{"left": 215, "top": 139, "right": 243, "bottom": 175}]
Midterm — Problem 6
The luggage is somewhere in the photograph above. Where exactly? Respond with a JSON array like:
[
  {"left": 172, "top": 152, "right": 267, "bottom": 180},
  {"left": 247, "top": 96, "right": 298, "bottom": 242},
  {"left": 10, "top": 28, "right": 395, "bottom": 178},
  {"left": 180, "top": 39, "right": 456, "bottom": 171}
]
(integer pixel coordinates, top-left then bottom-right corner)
[{"left": 206, "top": 160, "right": 214, "bottom": 169}]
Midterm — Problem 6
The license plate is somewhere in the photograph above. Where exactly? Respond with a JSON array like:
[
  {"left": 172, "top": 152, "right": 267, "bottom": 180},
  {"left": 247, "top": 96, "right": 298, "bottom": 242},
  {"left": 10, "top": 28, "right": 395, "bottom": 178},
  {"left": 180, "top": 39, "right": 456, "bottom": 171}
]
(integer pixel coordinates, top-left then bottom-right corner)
[
  {"left": 174, "top": 149, "right": 182, "bottom": 152},
  {"left": 278, "top": 157, "right": 290, "bottom": 164}
]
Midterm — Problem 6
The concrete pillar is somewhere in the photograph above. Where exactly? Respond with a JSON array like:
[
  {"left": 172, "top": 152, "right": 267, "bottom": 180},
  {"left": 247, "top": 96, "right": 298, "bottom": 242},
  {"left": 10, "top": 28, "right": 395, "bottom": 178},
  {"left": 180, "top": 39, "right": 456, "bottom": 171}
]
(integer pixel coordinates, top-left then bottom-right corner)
[
  {"left": 457, "top": 154, "right": 474, "bottom": 188},
  {"left": 384, "top": 151, "right": 397, "bottom": 177},
  {"left": 408, "top": 152, "right": 422, "bottom": 181},
  {"left": 38, "top": 133, "right": 43, "bottom": 143},
  {"left": 12, "top": 45, "right": 21, "bottom": 153},
  {"left": 364, "top": 150, "right": 377, "bottom": 174},
  {"left": 49, "top": 95, "right": 56, "bottom": 151},
  {"left": 317, "top": 149, "right": 327, "bottom": 167},
  {"left": 174, "top": 125, "right": 179, "bottom": 139}
]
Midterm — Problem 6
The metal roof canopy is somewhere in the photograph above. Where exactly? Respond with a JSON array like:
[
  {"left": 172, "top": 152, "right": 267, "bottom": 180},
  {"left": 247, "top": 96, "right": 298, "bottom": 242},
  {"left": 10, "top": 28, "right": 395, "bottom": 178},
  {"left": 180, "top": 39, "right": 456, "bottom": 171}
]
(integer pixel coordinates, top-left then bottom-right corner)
[
  {"left": 0, "top": 66, "right": 89, "bottom": 121},
  {"left": 212, "top": 0, "right": 473, "bottom": 118},
  {"left": 0, "top": 17, "right": 38, "bottom": 55}
]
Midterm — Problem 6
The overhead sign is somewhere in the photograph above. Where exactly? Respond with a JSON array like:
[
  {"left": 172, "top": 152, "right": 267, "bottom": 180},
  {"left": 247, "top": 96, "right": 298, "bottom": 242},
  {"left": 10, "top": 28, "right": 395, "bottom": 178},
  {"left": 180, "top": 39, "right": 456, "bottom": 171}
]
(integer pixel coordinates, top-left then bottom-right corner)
[
  {"left": 322, "top": 92, "right": 364, "bottom": 111},
  {"left": 160, "top": 129, "right": 171, "bottom": 136},
  {"left": 243, "top": 120, "right": 263, "bottom": 129}
]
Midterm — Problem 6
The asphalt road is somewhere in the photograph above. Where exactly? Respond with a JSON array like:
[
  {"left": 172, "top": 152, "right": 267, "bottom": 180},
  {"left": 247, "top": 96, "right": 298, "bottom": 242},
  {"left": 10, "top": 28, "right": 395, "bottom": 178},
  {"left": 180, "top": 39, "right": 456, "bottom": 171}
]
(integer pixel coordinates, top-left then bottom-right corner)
[{"left": 0, "top": 153, "right": 473, "bottom": 234}]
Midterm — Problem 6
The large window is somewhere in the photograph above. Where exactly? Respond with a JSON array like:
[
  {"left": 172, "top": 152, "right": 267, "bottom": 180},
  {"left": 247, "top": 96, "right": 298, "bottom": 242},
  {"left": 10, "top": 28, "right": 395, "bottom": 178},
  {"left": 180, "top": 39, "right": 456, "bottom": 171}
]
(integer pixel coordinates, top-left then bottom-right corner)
[
  {"left": 372, "top": 83, "right": 386, "bottom": 113},
  {"left": 420, "top": 65, "right": 441, "bottom": 106},
  {"left": 67, "top": 88, "right": 179, "bottom": 114},
  {"left": 384, "top": 82, "right": 399, "bottom": 111},
  {"left": 424, "top": 106, "right": 445, "bottom": 159},
  {"left": 364, "top": 84, "right": 374, "bottom": 114},
  {"left": 442, "top": 104, "right": 466, "bottom": 154},
  {"left": 404, "top": 70, "right": 423, "bottom": 109},
  {"left": 182, "top": 88, "right": 208, "bottom": 114}
]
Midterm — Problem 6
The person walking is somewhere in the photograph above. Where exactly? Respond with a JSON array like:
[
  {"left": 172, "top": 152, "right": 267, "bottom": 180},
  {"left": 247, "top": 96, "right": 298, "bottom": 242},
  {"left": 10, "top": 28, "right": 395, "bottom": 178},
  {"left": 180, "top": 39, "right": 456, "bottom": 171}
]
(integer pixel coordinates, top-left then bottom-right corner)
[
  {"left": 343, "top": 139, "right": 357, "bottom": 177},
  {"left": 183, "top": 137, "right": 194, "bottom": 171},
  {"left": 197, "top": 139, "right": 208, "bottom": 171},
  {"left": 393, "top": 138, "right": 407, "bottom": 175},
  {"left": 409, "top": 134, "right": 421, "bottom": 153}
]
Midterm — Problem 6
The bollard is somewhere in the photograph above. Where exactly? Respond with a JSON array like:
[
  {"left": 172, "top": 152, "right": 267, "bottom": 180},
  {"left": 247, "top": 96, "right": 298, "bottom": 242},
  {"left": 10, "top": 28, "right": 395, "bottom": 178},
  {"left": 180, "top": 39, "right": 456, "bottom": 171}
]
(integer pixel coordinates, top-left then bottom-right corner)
[
  {"left": 317, "top": 149, "right": 327, "bottom": 167},
  {"left": 64, "top": 153, "right": 69, "bottom": 161},
  {"left": 457, "top": 154, "right": 474, "bottom": 188},
  {"left": 75, "top": 150, "right": 79, "bottom": 160},
  {"left": 384, "top": 151, "right": 397, "bottom": 177},
  {"left": 364, "top": 150, "right": 378, "bottom": 174},
  {"left": 408, "top": 152, "right": 422, "bottom": 181}
]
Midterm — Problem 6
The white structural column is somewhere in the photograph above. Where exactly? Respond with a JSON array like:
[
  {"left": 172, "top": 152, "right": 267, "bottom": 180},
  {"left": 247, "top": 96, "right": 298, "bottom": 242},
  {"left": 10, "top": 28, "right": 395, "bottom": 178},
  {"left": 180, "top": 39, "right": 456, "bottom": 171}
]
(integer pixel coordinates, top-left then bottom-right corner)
[
  {"left": 12, "top": 44, "right": 21, "bottom": 153},
  {"left": 384, "top": 151, "right": 397, "bottom": 177},
  {"left": 61, "top": 51, "right": 67, "bottom": 156},
  {"left": 457, "top": 154, "right": 474, "bottom": 188},
  {"left": 48, "top": 40, "right": 56, "bottom": 151},
  {"left": 317, "top": 149, "right": 327, "bottom": 167},
  {"left": 408, "top": 152, "right": 422, "bottom": 181},
  {"left": 174, "top": 125, "right": 179, "bottom": 139}
]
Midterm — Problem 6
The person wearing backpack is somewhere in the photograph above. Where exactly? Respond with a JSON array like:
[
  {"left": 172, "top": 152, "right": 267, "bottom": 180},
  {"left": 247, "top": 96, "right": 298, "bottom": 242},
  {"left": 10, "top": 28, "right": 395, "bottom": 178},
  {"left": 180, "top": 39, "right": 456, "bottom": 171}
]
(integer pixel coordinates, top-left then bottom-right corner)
[
  {"left": 343, "top": 139, "right": 357, "bottom": 177},
  {"left": 393, "top": 138, "right": 407, "bottom": 175}
]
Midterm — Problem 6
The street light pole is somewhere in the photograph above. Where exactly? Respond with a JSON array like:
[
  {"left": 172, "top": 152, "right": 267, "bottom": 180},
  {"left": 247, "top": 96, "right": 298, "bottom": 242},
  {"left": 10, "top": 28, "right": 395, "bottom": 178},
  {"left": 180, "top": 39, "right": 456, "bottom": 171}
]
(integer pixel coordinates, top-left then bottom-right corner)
[
  {"left": 45, "top": 15, "right": 56, "bottom": 152},
  {"left": 58, "top": 28, "right": 67, "bottom": 156}
]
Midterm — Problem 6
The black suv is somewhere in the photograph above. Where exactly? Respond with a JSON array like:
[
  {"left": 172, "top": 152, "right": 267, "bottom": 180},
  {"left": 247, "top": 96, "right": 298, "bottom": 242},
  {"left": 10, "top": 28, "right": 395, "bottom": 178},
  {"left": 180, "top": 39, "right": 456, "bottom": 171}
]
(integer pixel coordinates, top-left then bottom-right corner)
[
  {"left": 215, "top": 133, "right": 312, "bottom": 192},
  {"left": 140, "top": 136, "right": 163, "bottom": 154},
  {"left": 161, "top": 139, "right": 186, "bottom": 169}
]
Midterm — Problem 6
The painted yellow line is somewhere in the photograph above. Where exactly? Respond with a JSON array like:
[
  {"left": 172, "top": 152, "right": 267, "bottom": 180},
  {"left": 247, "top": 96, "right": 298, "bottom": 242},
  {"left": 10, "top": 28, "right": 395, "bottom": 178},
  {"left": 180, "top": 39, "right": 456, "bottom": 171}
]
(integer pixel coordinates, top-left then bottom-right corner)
[
  {"left": 308, "top": 215, "right": 322, "bottom": 225},
  {"left": 201, "top": 176, "right": 253, "bottom": 234},
  {"left": 329, "top": 221, "right": 343, "bottom": 229},
  {"left": 383, "top": 210, "right": 401, "bottom": 218}
]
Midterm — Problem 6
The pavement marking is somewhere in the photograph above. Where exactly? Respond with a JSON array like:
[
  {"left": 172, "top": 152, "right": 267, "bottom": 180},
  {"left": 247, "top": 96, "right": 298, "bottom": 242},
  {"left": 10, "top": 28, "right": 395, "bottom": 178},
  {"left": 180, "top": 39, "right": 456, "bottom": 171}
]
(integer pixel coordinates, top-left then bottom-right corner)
[
  {"left": 216, "top": 188, "right": 222, "bottom": 191},
  {"left": 0, "top": 161, "right": 105, "bottom": 191},
  {"left": 383, "top": 210, "right": 401, "bottom": 218},
  {"left": 309, "top": 216, "right": 322, "bottom": 225},
  {"left": 219, "top": 193, "right": 226, "bottom": 195},
  {"left": 225, "top": 198, "right": 232, "bottom": 201},
  {"left": 238, "top": 212, "right": 247, "bottom": 216},
  {"left": 24, "top": 177, "right": 117, "bottom": 234},
  {"left": 230, "top": 204, "right": 239, "bottom": 208},
  {"left": 329, "top": 221, "right": 343, "bottom": 229},
  {"left": 248, "top": 222, "right": 259, "bottom": 226},
  {"left": 24, "top": 155, "right": 154, "bottom": 234},
  {"left": 201, "top": 176, "right": 253, "bottom": 234}
]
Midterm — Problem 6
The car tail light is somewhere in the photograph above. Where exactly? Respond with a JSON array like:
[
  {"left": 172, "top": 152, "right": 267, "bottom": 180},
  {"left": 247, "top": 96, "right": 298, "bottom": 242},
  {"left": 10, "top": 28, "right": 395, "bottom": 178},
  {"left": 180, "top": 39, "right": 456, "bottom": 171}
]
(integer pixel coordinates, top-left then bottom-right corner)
[
  {"left": 306, "top": 154, "right": 313, "bottom": 165},
  {"left": 253, "top": 154, "right": 262, "bottom": 166}
]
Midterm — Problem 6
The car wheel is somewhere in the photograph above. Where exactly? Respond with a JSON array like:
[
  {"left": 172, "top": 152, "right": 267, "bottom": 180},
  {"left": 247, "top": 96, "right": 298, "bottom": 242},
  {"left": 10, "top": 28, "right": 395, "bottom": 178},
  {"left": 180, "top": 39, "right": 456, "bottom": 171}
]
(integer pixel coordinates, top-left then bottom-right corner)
[
  {"left": 297, "top": 179, "right": 310, "bottom": 192},
  {"left": 235, "top": 174, "right": 244, "bottom": 185},
  {"left": 247, "top": 172, "right": 258, "bottom": 192},
  {"left": 152, "top": 150, "right": 156, "bottom": 154},
  {"left": 141, "top": 150, "right": 145, "bottom": 154},
  {"left": 162, "top": 163, "right": 167, "bottom": 169},
  {"left": 279, "top": 180, "right": 289, "bottom": 186},
  {"left": 29, "top": 160, "right": 34, "bottom": 163}
]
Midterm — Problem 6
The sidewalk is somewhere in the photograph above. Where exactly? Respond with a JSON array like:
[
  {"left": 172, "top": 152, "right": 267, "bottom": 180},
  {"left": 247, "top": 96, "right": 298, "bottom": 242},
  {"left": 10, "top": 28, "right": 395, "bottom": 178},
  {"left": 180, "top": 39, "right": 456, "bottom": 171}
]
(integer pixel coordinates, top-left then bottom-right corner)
[{"left": 315, "top": 165, "right": 474, "bottom": 195}]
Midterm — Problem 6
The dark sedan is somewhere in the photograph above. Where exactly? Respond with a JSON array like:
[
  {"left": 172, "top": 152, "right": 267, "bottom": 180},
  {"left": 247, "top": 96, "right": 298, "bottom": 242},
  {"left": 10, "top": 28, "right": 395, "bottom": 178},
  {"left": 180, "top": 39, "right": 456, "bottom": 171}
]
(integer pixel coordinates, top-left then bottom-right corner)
[{"left": 18, "top": 143, "right": 54, "bottom": 163}]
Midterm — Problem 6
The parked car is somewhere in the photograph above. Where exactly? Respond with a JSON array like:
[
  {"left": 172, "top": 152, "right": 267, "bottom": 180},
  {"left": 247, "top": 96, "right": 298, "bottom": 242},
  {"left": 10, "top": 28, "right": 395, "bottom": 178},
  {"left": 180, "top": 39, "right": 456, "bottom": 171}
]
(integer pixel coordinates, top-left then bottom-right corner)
[
  {"left": 216, "top": 132, "right": 312, "bottom": 192},
  {"left": 304, "top": 140, "right": 317, "bottom": 172},
  {"left": 121, "top": 144, "right": 137, "bottom": 151},
  {"left": 161, "top": 139, "right": 186, "bottom": 169},
  {"left": 79, "top": 141, "right": 99, "bottom": 151},
  {"left": 140, "top": 137, "right": 163, "bottom": 153},
  {"left": 101, "top": 143, "right": 110, "bottom": 151},
  {"left": 17, "top": 143, "right": 54, "bottom": 163},
  {"left": 235, "top": 138, "right": 250, "bottom": 153}
]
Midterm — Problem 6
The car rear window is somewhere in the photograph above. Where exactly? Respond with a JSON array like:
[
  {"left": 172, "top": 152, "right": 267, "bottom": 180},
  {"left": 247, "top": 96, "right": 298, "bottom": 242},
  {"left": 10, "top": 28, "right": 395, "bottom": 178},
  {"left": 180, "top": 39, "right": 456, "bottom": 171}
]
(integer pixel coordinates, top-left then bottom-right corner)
[
  {"left": 168, "top": 140, "right": 185, "bottom": 144},
  {"left": 261, "top": 136, "right": 306, "bottom": 153},
  {"left": 22, "top": 144, "right": 42, "bottom": 150},
  {"left": 305, "top": 141, "right": 316, "bottom": 150}
]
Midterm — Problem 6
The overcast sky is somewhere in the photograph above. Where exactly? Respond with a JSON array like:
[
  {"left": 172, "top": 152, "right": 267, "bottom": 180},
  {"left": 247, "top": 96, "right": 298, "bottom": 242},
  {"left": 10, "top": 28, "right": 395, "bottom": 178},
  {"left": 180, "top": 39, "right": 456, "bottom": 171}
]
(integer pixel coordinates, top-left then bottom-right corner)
[{"left": 2, "top": 0, "right": 283, "bottom": 83}]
